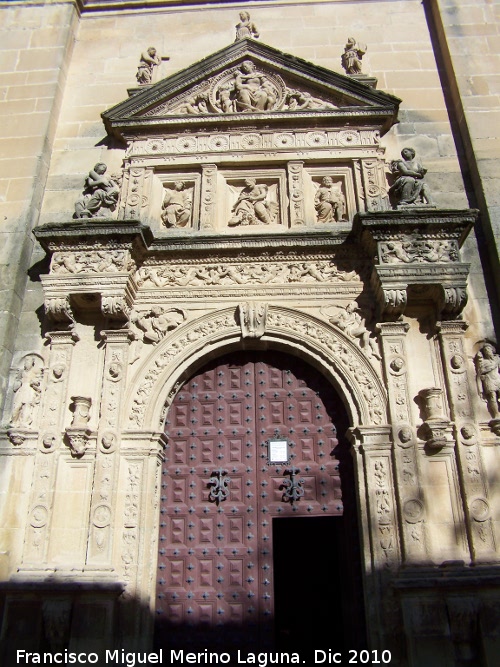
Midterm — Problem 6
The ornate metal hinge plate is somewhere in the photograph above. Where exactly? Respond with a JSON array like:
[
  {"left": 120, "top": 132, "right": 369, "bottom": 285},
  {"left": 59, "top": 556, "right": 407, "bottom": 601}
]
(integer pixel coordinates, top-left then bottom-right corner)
[
  {"left": 208, "top": 468, "right": 231, "bottom": 505},
  {"left": 280, "top": 467, "right": 305, "bottom": 505}
]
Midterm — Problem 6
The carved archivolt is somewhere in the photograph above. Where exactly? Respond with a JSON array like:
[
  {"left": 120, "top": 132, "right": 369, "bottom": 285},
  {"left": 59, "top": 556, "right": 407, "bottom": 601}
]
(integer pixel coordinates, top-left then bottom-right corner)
[{"left": 124, "top": 307, "right": 387, "bottom": 430}]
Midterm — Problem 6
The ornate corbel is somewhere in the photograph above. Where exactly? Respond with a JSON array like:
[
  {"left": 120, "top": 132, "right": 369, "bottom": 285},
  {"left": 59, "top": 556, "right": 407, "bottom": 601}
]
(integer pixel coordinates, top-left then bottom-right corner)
[
  {"left": 64, "top": 429, "right": 91, "bottom": 458},
  {"left": 355, "top": 209, "right": 478, "bottom": 322},
  {"left": 45, "top": 296, "right": 76, "bottom": 328},
  {"left": 65, "top": 396, "right": 93, "bottom": 457},
  {"left": 101, "top": 294, "right": 131, "bottom": 322}
]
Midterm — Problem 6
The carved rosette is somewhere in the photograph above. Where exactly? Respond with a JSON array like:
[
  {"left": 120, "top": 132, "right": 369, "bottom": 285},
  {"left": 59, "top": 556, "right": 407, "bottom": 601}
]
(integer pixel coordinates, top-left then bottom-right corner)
[{"left": 356, "top": 209, "right": 477, "bottom": 321}]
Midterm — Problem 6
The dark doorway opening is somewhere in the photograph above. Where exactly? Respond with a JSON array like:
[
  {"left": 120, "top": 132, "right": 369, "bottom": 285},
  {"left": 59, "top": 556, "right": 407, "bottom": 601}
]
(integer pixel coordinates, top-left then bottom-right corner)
[{"left": 273, "top": 516, "right": 344, "bottom": 651}]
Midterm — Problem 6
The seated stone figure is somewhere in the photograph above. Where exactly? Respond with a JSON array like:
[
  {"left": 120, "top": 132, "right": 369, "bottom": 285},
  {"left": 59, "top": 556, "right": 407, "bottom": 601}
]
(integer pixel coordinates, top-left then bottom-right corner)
[
  {"left": 74, "top": 163, "right": 120, "bottom": 219},
  {"left": 389, "top": 148, "right": 434, "bottom": 208},
  {"left": 314, "top": 176, "right": 346, "bottom": 223},
  {"left": 228, "top": 178, "right": 278, "bottom": 226}
]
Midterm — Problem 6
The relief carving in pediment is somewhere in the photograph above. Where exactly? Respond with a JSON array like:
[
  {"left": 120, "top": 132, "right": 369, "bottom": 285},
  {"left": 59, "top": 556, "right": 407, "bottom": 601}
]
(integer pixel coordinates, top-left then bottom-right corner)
[{"left": 142, "top": 59, "right": 337, "bottom": 118}]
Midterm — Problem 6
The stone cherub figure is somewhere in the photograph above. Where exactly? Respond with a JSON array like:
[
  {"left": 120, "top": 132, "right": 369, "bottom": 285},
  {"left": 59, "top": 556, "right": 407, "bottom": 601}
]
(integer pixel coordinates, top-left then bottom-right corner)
[
  {"left": 74, "top": 163, "right": 120, "bottom": 219},
  {"left": 475, "top": 343, "right": 500, "bottom": 419},
  {"left": 161, "top": 181, "right": 192, "bottom": 228},
  {"left": 329, "top": 301, "right": 381, "bottom": 360},
  {"left": 388, "top": 148, "right": 434, "bottom": 208},
  {"left": 314, "top": 176, "right": 347, "bottom": 223},
  {"left": 228, "top": 178, "right": 278, "bottom": 226},
  {"left": 235, "top": 11, "right": 260, "bottom": 41},
  {"left": 341, "top": 37, "right": 367, "bottom": 75},
  {"left": 136, "top": 47, "right": 161, "bottom": 85}
]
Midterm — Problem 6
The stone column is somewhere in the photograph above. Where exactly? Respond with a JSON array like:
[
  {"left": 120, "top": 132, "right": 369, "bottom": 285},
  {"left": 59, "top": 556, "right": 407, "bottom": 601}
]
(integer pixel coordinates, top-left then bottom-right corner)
[
  {"left": 378, "top": 322, "right": 429, "bottom": 564},
  {"left": 22, "top": 330, "right": 79, "bottom": 566},
  {"left": 437, "top": 320, "right": 496, "bottom": 562}
]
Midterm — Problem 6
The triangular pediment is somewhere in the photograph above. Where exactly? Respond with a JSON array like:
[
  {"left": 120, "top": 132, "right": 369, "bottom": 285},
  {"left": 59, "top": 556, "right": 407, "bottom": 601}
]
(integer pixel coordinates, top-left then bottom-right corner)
[{"left": 102, "top": 39, "right": 400, "bottom": 140}]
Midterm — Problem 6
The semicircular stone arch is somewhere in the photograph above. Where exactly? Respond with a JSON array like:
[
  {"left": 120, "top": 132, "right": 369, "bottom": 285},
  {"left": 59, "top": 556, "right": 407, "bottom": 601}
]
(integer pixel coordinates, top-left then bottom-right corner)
[{"left": 124, "top": 306, "right": 388, "bottom": 432}]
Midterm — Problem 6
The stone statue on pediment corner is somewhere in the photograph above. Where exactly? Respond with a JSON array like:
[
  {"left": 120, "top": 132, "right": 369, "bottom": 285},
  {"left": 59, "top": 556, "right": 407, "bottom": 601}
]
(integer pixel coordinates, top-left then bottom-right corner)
[
  {"left": 136, "top": 46, "right": 161, "bottom": 85},
  {"left": 74, "top": 163, "right": 120, "bottom": 219},
  {"left": 341, "top": 37, "right": 367, "bottom": 75},
  {"left": 388, "top": 147, "right": 435, "bottom": 208}
]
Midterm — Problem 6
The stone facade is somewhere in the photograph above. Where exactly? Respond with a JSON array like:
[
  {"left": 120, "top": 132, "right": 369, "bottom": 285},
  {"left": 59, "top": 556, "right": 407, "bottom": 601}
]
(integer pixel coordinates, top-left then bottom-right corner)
[{"left": 0, "top": 1, "right": 499, "bottom": 665}]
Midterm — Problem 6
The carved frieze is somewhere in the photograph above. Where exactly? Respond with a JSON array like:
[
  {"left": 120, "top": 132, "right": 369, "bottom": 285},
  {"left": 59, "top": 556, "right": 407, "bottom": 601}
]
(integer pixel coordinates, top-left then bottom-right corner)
[
  {"left": 51, "top": 249, "right": 133, "bottom": 274},
  {"left": 135, "top": 257, "right": 360, "bottom": 289},
  {"left": 125, "top": 129, "right": 383, "bottom": 160}
]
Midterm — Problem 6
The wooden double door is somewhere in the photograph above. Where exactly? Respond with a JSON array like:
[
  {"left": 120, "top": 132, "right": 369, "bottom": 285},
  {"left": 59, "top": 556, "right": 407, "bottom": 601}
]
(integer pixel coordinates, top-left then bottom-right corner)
[{"left": 155, "top": 351, "right": 364, "bottom": 651}]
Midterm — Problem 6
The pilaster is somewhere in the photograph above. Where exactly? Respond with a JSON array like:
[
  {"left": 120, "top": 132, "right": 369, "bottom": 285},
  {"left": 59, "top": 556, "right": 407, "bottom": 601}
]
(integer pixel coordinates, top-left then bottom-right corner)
[
  {"left": 378, "top": 321, "right": 428, "bottom": 564},
  {"left": 436, "top": 320, "right": 497, "bottom": 563}
]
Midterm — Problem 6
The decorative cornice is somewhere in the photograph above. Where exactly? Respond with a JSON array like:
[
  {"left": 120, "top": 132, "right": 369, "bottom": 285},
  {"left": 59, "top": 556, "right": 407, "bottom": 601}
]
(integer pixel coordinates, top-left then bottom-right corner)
[{"left": 33, "top": 220, "right": 153, "bottom": 254}]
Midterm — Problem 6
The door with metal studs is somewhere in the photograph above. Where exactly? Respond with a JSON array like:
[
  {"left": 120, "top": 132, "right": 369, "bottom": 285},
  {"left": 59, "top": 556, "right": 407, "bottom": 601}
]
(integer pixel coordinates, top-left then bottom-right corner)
[{"left": 155, "top": 351, "right": 349, "bottom": 650}]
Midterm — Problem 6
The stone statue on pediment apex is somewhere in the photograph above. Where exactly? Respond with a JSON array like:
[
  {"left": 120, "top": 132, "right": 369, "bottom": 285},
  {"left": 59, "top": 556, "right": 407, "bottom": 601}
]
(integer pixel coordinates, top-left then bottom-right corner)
[{"left": 235, "top": 11, "right": 260, "bottom": 41}]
